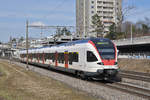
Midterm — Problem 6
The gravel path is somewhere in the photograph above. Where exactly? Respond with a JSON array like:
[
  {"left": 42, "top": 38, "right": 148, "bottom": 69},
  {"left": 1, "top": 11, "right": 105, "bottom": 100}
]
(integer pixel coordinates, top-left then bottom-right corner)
[{"left": 11, "top": 61, "right": 149, "bottom": 100}]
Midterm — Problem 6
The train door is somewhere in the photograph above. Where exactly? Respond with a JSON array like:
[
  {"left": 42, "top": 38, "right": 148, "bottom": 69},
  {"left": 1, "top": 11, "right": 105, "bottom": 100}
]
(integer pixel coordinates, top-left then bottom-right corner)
[{"left": 78, "top": 47, "right": 86, "bottom": 70}]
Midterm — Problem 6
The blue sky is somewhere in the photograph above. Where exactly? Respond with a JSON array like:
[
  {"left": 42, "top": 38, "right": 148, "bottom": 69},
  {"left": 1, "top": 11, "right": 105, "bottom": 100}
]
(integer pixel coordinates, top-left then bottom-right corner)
[{"left": 0, "top": 0, "right": 150, "bottom": 42}]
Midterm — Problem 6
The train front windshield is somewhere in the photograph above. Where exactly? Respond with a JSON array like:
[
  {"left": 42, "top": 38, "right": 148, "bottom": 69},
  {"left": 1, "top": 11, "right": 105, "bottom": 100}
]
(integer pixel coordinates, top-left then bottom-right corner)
[{"left": 93, "top": 39, "right": 116, "bottom": 60}]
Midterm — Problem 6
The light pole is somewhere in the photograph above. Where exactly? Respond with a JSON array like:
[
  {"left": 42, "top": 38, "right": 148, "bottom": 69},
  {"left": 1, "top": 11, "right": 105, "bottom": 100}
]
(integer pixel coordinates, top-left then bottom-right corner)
[{"left": 26, "top": 20, "right": 29, "bottom": 69}]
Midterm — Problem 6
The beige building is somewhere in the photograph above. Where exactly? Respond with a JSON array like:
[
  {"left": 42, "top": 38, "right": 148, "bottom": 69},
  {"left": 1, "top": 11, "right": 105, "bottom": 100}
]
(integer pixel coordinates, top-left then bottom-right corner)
[{"left": 76, "top": 0, "right": 122, "bottom": 38}]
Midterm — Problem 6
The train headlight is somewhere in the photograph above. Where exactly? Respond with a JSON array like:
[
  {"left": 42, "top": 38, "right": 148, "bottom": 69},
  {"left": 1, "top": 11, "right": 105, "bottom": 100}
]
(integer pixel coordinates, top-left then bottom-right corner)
[
  {"left": 97, "top": 69, "right": 104, "bottom": 74},
  {"left": 115, "top": 62, "right": 118, "bottom": 65}
]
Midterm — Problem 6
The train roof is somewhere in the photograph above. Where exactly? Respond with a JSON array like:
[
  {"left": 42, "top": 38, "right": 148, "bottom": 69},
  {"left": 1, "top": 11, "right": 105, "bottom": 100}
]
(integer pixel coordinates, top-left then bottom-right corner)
[
  {"left": 58, "top": 38, "right": 110, "bottom": 46},
  {"left": 20, "top": 38, "right": 111, "bottom": 52}
]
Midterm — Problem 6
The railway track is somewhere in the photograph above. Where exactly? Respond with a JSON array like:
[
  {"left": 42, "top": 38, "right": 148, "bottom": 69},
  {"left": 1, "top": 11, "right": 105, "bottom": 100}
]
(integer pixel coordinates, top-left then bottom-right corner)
[
  {"left": 2, "top": 57, "right": 150, "bottom": 82},
  {"left": 102, "top": 82, "right": 150, "bottom": 99},
  {"left": 1, "top": 58, "right": 150, "bottom": 99},
  {"left": 120, "top": 70, "right": 150, "bottom": 82},
  {"left": 13, "top": 59, "right": 150, "bottom": 99}
]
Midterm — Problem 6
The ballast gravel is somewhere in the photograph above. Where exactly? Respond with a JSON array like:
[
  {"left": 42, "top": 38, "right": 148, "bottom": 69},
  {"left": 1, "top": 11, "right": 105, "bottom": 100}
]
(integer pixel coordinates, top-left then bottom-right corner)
[
  {"left": 13, "top": 61, "right": 148, "bottom": 100},
  {"left": 122, "top": 78, "right": 150, "bottom": 89}
]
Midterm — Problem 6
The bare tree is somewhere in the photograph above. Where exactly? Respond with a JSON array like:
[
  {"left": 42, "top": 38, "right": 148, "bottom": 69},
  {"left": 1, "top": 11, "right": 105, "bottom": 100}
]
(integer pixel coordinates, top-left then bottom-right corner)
[{"left": 117, "top": 0, "right": 136, "bottom": 32}]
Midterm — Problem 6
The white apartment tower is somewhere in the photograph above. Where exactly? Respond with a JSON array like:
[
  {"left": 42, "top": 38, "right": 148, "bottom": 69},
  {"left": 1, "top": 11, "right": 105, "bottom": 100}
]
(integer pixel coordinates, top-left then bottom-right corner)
[{"left": 76, "top": 0, "right": 122, "bottom": 37}]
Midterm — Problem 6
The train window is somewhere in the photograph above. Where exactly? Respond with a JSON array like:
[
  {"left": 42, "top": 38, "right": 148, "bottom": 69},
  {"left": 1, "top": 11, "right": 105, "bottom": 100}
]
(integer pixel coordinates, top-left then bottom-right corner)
[
  {"left": 44, "top": 53, "right": 47, "bottom": 61},
  {"left": 73, "top": 52, "right": 79, "bottom": 62},
  {"left": 34, "top": 54, "right": 36, "bottom": 59},
  {"left": 62, "top": 53, "right": 64, "bottom": 64},
  {"left": 36, "top": 54, "right": 38, "bottom": 59},
  {"left": 48, "top": 53, "right": 51, "bottom": 60},
  {"left": 49, "top": 53, "right": 52, "bottom": 60},
  {"left": 55, "top": 52, "right": 58, "bottom": 62},
  {"left": 28, "top": 54, "right": 30, "bottom": 58},
  {"left": 87, "top": 51, "right": 98, "bottom": 62},
  {"left": 69, "top": 53, "right": 73, "bottom": 65},
  {"left": 23, "top": 54, "right": 24, "bottom": 58},
  {"left": 52, "top": 53, "right": 55, "bottom": 62},
  {"left": 30, "top": 54, "right": 32, "bottom": 59},
  {"left": 58, "top": 53, "right": 64, "bottom": 63},
  {"left": 60, "top": 53, "right": 64, "bottom": 64},
  {"left": 58, "top": 53, "right": 60, "bottom": 63},
  {"left": 28, "top": 54, "right": 31, "bottom": 59},
  {"left": 24, "top": 54, "right": 26, "bottom": 58},
  {"left": 32, "top": 54, "right": 34, "bottom": 58},
  {"left": 44, "top": 53, "right": 50, "bottom": 61},
  {"left": 39, "top": 53, "right": 43, "bottom": 60}
]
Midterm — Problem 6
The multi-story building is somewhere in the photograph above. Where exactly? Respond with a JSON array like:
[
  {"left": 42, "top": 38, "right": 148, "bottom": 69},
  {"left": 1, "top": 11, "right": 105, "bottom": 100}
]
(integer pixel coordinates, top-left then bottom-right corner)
[{"left": 76, "top": 0, "right": 122, "bottom": 37}]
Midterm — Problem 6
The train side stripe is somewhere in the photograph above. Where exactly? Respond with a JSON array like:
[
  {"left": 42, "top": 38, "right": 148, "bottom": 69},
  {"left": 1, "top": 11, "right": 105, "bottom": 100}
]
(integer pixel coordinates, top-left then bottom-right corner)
[{"left": 88, "top": 40, "right": 102, "bottom": 60}]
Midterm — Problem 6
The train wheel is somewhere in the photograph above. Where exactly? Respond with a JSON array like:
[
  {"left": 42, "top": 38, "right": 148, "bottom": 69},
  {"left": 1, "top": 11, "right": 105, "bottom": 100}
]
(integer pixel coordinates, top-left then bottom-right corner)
[
  {"left": 75, "top": 71, "right": 80, "bottom": 78},
  {"left": 114, "top": 75, "right": 122, "bottom": 82},
  {"left": 80, "top": 72, "right": 87, "bottom": 80},
  {"left": 87, "top": 77, "right": 93, "bottom": 81}
]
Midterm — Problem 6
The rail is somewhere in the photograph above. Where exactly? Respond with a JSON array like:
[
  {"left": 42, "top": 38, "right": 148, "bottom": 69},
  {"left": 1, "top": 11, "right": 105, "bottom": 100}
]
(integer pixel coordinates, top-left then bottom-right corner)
[
  {"left": 120, "top": 70, "right": 150, "bottom": 82},
  {"left": 104, "top": 82, "right": 150, "bottom": 99}
]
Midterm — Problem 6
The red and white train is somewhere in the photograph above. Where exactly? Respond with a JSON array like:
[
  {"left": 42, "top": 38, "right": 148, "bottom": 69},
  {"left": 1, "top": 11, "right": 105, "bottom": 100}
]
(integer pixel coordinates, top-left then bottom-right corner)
[{"left": 19, "top": 38, "right": 119, "bottom": 80}]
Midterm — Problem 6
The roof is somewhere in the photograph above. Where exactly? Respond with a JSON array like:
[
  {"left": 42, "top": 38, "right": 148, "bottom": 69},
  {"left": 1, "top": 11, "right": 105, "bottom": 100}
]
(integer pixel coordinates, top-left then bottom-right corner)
[
  {"left": 57, "top": 38, "right": 110, "bottom": 47},
  {"left": 20, "top": 38, "right": 110, "bottom": 52}
]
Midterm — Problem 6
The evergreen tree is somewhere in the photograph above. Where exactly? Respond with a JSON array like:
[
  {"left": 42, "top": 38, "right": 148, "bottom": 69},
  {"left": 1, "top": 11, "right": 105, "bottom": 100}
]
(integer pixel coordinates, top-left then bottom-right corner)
[
  {"left": 105, "top": 23, "right": 117, "bottom": 40},
  {"left": 61, "top": 27, "right": 71, "bottom": 36},
  {"left": 18, "top": 36, "right": 24, "bottom": 43},
  {"left": 91, "top": 14, "right": 104, "bottom": 37}
]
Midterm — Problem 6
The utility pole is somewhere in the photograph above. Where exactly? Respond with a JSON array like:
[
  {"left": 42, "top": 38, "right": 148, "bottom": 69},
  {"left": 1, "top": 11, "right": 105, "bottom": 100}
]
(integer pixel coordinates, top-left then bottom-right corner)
[
  {"left": 9, "top": 36, "right": 12, "bottom": 64},
  {"left": 130, "top": 23, "right": 133, "bottom": 58},
  {"left": 26, "top": 20, "right": 29, "bottom": 69},
  {"left": 131, "top": 23, "right": 133, "bottom": 44}
]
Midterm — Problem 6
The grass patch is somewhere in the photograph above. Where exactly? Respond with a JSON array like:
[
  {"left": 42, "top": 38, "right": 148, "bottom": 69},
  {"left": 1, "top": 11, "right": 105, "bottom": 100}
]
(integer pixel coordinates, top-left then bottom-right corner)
[
  {"left": 0, "top": 61, "right": 98, "bottom": 100},
  {"left": 0, "top": 66, "right": 4, "bottom": 77}
]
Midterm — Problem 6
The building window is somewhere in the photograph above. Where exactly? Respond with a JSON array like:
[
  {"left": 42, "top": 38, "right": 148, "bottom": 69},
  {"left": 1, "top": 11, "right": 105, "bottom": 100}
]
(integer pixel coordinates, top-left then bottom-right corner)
[
  {"left": 91, "top": 1, "right": 94, "bottom": 4},
  {"left": 91, "top": 6, "right": 94, "bottom": 8},
  {"left": 97, "top": 6, "right": 102, "bottom": 9},
  {"left": 97, "top": 1, "right": 102, "bottom": 4},
  {"left": 97, "top": 11, "right": 102, "bottom": 14},
  {"left": 91, "top": 11, "right": 94, "bottom": 14},
  {"left": 103, "top": 1, "right": 113, "bottom": 5},
  {"left": 103, "top": 7, "right": 113, "bottom": 10},
  {"left": 103, "top": 16, "right": 113, "bottom": 19}
]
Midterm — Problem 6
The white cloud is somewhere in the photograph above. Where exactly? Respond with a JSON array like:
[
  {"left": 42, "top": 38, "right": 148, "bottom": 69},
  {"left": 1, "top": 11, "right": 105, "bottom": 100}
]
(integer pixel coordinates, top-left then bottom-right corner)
[{"left": 30, "top": 21, "right": 45, "bottom": 26}]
